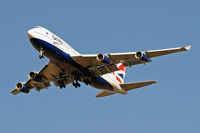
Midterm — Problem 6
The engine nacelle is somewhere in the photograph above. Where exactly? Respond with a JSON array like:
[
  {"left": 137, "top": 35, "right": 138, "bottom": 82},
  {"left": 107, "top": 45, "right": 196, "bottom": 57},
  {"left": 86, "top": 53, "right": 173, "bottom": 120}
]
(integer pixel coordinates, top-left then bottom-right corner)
[
  {"left": 16, "top": 82, "right": 30, "bottom": 93},
  {"left": 97, "top": 54, "right": 111, "bottom": 64},
  {"left": 29, "top": 72, "right": 42, "bottom": 82},
  {"left": 135, "top": 51, "right": 150, "bottom": 62}
]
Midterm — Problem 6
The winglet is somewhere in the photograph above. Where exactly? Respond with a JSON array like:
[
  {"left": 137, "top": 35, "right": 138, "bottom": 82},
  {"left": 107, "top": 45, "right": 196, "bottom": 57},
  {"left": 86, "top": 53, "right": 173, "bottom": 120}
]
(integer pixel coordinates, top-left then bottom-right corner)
[{"left": 184, "top": 45, "right": 191, "bottom": 51}]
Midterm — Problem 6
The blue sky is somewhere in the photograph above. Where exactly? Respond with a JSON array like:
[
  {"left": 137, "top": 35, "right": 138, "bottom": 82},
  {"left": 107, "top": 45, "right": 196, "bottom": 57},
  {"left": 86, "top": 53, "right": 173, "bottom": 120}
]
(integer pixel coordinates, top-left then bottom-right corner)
[{"left": 0, "top": 0, "right": 199, "bottom": 132}]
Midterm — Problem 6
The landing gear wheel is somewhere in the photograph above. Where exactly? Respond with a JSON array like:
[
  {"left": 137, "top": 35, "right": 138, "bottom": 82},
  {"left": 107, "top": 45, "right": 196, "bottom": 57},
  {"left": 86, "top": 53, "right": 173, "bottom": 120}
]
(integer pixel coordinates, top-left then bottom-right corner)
[
  {"left": 58, "top": 79, "right": 66, "bottom": 89},
  {"left": 83, "top": 79, "right": 90, "bottom": 85},
  {"left": 39, "top": 55, "right": 44, "bottom": 59},
  {"left": 73, "top": 81, "right": 81, "bottom": 88},
  {"left": 77, "top": 83, "right": 80, "bottom": 87}
]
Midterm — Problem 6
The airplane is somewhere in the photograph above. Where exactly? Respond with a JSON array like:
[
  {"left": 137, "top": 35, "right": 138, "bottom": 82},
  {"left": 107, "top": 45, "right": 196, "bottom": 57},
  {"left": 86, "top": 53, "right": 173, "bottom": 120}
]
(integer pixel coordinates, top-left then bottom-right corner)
[{"left": 11, "top": 26, "right": 191, "bottom": 98}]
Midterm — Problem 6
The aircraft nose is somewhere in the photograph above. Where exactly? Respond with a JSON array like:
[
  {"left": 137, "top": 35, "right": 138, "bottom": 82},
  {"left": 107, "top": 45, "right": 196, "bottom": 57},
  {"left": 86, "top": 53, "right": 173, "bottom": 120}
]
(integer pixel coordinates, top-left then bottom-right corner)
[{"left": 27, "top": 29, "right": 35, "bottom": 39}]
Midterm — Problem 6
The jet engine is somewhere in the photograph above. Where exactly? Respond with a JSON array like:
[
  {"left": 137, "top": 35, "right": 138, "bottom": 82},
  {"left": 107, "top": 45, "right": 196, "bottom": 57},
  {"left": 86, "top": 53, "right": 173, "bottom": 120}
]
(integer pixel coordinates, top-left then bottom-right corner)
[
  {"left": 16, "top": 82, "right": 30, "bottom": 93},
  {"left": 29, "top": 72, "right": 42, "bottom": 82},
  {"left": 135, "top": 51, "right": 150, "bottom": 62},
  {"left": 97, "top": 54, "right": 111, "bottom": 64}
]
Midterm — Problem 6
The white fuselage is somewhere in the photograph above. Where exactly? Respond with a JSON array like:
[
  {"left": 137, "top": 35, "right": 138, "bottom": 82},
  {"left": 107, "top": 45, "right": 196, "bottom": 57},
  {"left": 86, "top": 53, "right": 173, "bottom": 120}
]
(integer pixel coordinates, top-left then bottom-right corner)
[{"left": 27, "top": 26, "right": 127, "bottom": 95}]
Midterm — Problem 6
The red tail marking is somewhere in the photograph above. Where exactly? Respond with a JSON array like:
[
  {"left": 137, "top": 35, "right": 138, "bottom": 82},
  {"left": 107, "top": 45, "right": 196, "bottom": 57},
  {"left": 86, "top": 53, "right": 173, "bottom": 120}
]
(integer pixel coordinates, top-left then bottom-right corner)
[
  {"left": 113, "top": 72, "right": 122, "bottom": 83},
  {"left": 118, "top": 64, "right": 126, "bottom": 73},
  {"left": 116, "top": 76, "right": 122, "bottom": 83}
]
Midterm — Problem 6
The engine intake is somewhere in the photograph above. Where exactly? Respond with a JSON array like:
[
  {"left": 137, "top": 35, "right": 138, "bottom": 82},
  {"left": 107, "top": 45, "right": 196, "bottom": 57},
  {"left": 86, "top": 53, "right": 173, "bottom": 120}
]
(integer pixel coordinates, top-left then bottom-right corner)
[
  {"left": 29, "top": 72, "right": 42, "bottom": 82},
  {"left": 16, "top": 82, "right": 30, "bottom": 93},
  {"left": 97, "top": 54, "right": 111, "bottom": 64},
  {"left": 135, "top": 51, "right": 150, "bottom": 62}
]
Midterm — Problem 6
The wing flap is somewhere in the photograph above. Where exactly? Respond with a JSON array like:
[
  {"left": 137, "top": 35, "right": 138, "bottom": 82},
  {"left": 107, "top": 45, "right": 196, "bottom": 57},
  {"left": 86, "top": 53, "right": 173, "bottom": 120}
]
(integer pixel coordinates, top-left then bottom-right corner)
[
  {"left": 88, "top": 64, "right": 119, "bottom": 76},
  {"left": 120, "top": 81, "right": 157, "bottom": 91},
  {"left": 120, "top": 59, "right": 151, "bottom": 67}
]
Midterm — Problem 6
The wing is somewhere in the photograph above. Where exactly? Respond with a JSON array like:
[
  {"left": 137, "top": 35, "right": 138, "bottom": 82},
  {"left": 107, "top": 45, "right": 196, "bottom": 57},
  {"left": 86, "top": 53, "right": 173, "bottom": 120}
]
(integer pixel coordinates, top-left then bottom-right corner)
[
  {"left": 11, "top": 62, "right": 73, "bottom": 95},
  {"left": 71, "top": 45, "right": 191, "bottom": 76}
]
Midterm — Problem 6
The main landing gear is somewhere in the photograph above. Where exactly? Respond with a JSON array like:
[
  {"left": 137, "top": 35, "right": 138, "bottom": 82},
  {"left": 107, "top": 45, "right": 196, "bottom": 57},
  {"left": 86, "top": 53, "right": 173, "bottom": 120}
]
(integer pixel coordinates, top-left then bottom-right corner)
[
  {"left": 72, "top": 73, "right": 81, "bottom": 88},
  {"left": 83, "top": 79, "right": 91, "bottom": 85},
  {"left": 58, "top": 73, "right": 68, "bottom": 89},
  {"left": 72, "top": 81, "right": 80, "bottom": 88},
  {"left": 71, "top": 72, "right": 92, "bottom": 88},
  {"left": 58, "top": 79, "right": 66, "bottom": 89}
]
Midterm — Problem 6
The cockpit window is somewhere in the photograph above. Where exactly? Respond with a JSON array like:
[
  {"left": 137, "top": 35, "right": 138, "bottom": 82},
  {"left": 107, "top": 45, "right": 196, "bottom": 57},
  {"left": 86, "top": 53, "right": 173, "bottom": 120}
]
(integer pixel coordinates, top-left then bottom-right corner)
[{"left": 35, "top": 26, "right": 42, "bottom": 29}]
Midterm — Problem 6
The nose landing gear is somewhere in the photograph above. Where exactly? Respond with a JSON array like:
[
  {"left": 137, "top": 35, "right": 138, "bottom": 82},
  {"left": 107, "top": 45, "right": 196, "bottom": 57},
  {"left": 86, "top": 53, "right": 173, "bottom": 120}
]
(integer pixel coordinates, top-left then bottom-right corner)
[{"left": 39, "top": 48, "right": 45, "bottom": 59}]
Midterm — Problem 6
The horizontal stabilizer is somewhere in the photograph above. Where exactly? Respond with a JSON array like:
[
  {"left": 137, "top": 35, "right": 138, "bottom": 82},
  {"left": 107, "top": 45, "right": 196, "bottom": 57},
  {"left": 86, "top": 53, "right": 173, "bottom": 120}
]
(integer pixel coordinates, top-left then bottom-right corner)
[
  {"left": 96, "top": 81, "right": 156, "bottom": 98},
  {"left": 96, "top": 91, "right": 115, "bottom": 98},
  {"left": 10, "top": 89, "right": 21, "bottom": 95},
  {"left": 120, "top": 81, "right": 157, "bottom": 91}
]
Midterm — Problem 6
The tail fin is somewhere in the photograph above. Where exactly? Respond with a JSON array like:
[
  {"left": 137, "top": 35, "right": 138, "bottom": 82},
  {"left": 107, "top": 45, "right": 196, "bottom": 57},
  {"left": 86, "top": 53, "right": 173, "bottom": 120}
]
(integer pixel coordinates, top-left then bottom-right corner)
[{"left": 113, "top": 63, "right": 127, "bottom": 84}]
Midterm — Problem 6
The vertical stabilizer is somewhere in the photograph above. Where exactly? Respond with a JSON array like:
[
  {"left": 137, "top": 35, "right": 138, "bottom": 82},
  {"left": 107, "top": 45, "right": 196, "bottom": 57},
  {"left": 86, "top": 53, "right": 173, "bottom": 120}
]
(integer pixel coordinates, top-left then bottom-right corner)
[{"left": 113, "top": 63, "right": 127, "bottom": 84}]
